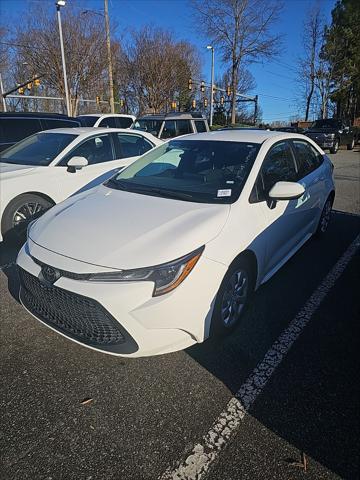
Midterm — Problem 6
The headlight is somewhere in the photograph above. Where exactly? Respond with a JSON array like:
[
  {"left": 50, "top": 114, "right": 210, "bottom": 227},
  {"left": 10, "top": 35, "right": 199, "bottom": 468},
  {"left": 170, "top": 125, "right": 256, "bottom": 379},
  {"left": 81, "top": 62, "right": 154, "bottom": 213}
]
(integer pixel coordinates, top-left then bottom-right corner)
[{"left": 87, "top": 246, "right": 204, "bottom": 296}]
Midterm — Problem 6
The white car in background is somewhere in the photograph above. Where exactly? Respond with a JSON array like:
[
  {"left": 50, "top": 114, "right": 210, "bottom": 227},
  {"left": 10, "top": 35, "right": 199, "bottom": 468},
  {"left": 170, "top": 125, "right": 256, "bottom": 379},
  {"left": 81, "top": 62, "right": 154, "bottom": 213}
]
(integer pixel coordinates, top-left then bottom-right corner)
[
  {"left": 0, "top": 127, "right": 162, "bottom": 240},
  {"left": 77, "top": 114, "right": 136, "bottom": 129},
  {"left": 17, "top": 130, "right": 335, "bottom": 357}
]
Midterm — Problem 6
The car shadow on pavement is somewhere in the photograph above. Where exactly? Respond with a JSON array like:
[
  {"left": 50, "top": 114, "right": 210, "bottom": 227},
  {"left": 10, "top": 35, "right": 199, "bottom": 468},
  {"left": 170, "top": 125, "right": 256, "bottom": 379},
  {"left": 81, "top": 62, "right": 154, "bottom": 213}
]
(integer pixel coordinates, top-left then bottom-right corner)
[
  {"left": 186, "top": 211, "right": 360, "bottom": 480},
  {"left": 0, "top": 239, "right": 22, "bottom": 301}
]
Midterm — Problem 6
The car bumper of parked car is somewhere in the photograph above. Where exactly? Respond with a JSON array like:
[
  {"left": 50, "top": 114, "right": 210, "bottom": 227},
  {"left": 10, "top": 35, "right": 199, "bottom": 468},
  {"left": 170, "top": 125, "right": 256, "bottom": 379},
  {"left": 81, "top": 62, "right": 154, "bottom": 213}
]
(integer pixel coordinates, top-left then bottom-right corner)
[
  {"left": 17, "top": 241, "right": 227, "bottom": 357},
  {"left": 306, "top": 136, "right": 335, "bottom": 149}
]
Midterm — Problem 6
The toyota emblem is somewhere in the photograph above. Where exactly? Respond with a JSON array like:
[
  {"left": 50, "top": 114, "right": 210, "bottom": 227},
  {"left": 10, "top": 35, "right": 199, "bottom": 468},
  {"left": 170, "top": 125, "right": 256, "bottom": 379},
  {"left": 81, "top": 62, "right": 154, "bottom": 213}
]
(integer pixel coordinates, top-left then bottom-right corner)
[{"left": 41, "top": 265, "right": 60, "bottom": 284}]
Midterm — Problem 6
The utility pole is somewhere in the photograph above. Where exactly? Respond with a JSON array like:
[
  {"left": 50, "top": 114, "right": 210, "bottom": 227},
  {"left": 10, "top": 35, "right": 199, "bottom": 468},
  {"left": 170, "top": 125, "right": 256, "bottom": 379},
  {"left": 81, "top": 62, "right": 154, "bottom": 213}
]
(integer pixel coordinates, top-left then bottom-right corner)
[
  {"left": 56, "top": 0, "right": 71, "bottom": 116},
  {"left": 207, "top": 45, "right": 215, "bottom": 127},
  {"left": 104, "top": 0, "right": 115, "bottom": 113},
  {"left": 0, "top": 73, "right": 7, "bottom": 112}
]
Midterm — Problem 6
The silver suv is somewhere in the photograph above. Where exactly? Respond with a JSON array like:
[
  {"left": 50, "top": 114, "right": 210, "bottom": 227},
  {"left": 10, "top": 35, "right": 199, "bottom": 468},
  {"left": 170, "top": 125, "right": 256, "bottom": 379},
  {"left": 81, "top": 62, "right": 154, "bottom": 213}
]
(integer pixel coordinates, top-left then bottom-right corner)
[{"left": 132, "top": 112, "right": 209, "bottom": 139}]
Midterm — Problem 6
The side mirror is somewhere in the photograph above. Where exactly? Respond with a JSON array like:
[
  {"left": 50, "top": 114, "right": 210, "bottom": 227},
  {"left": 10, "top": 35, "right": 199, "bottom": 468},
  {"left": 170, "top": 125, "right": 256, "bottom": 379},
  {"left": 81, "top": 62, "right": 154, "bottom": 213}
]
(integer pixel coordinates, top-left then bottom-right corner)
[
  {"left": 67, "top": 156, "right": 88, "bottom": 173},
  {"left": 268, "top": 181, "right": 305, "bottom": 201}
]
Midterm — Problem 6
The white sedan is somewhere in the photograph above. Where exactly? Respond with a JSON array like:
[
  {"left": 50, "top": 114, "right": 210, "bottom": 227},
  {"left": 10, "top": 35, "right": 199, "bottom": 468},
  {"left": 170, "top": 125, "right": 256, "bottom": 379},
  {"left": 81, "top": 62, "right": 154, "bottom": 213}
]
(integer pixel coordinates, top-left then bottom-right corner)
[
  {"left": 0, "top": 127, "right": 162, "bottom": 240},
  {"left": 17, "top": 130, "right": 335, "bottom": 357}
]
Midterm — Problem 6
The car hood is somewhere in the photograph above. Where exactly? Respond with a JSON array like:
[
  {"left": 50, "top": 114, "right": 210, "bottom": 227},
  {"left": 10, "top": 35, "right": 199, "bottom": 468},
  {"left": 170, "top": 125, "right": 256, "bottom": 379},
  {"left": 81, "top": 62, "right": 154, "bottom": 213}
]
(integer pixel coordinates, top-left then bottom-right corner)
[
  {"left": 307, "top": 128, "right": 336, "bottom": 134},
  {"left": 0, "top": 162, "right": 37, "bottom": 179},
  {"left": 29, "top": 185, "right": 230, "bottom": 269}
]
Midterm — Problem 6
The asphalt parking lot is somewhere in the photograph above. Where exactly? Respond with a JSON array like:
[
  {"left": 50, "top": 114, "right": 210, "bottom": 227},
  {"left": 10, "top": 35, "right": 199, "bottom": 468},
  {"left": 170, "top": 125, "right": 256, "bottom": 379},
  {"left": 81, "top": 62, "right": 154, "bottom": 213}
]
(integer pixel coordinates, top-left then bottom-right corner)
[{"left": 1, "top": 148, "right": 359, "bottom": 480}]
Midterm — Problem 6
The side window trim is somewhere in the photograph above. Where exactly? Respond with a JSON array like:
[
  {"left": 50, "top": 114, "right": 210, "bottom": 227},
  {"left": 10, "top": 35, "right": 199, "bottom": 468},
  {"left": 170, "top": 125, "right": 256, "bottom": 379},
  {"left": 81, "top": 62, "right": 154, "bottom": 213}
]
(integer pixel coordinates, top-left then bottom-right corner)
[{"left": 56, "top": 133, "right": 116, "bottom": 166}]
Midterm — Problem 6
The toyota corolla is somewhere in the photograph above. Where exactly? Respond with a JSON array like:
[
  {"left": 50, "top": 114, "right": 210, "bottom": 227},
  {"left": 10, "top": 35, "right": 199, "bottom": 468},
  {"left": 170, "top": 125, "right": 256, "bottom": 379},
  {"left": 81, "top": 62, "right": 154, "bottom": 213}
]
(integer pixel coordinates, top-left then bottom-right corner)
[{"left": 17, "top": 130, "right": 335, "bottom": 357}]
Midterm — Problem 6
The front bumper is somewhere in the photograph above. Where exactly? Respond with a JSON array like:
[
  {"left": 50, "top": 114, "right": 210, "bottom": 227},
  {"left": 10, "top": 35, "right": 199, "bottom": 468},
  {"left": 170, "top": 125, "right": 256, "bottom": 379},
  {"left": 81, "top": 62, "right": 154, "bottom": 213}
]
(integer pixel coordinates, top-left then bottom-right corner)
[
  {"left": 306, "top": 135, "right": 335, "bottom": 149},
  {"left": 17, "top": 241, "right": 227, "bottom": 357}
]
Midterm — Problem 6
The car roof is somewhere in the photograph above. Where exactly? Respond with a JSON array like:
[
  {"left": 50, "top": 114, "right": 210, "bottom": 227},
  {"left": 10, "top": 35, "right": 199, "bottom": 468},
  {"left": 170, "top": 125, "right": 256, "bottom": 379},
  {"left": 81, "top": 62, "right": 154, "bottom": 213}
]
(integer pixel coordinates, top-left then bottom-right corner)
[
  {"left": 0, "top": 112, "right": 76, "bottom": 119},
  {"left": 176, "top": 129, "right": 307, "bottom": 143},
  {"left": 78, "top": 114, "right": 135, "bottom": 118},
  {"left": 41, "top": 127, "right": 151, "bottom": 136},
  {"left": 137, "top": 112, "right": 206, "bottom": 120}
]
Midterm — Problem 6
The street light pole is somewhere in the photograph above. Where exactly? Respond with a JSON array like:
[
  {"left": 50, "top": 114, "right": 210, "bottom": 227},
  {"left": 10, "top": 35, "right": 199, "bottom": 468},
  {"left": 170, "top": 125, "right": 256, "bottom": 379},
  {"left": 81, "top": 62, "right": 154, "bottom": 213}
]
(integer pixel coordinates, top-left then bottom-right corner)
[
  {"left": 56, "top": 0, "right": 71, "bottom": 116},
  {"left": 0, "top": 73, "right": 7, "bottom": 112},
  {"left": 104, "top": 0, "right": 115, "bottom": 113},
  {"left": 207, "top": 45, "right": 215, "bottom": 127}
]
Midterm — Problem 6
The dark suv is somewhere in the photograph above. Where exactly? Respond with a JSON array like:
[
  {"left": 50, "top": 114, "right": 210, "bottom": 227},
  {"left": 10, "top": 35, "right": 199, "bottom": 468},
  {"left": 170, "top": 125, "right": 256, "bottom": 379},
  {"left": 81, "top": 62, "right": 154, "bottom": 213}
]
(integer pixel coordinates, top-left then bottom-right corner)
[
  {"left": 0, "top": 112, "right": 80, "bottom": 152},
  {"left": 132, "top": 112, "right": 209, "bottom": 139},
  {"left": 305, "top": 119, "right": 355, "bottom": 154}
]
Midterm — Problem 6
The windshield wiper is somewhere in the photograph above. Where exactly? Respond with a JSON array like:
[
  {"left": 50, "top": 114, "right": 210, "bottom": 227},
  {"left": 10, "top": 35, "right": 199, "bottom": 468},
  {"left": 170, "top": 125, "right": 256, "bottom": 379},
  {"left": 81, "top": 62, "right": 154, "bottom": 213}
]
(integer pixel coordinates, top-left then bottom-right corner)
[{"left": 105, "top": 179, "right": 194, "bottom": 201}]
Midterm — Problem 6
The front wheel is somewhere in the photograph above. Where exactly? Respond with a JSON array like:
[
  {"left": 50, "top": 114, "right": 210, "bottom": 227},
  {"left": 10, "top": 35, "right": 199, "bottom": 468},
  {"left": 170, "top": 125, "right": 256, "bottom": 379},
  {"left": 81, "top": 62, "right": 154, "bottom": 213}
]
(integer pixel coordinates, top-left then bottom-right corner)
[
  {"left": 210, "top": 257, "right": 255, "bottom": 336},
  {"left": 2, "top": 194, "right": 54, "bottom": 242},
  {"left": 329, "top": 139, "right": 339, "bottom": 154}
]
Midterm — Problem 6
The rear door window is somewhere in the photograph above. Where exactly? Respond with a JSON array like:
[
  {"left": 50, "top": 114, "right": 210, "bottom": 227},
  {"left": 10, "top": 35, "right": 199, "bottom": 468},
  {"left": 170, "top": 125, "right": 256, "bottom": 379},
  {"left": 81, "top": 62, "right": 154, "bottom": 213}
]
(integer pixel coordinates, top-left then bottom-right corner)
[
  {"left": 116, "top": 134, "right": 153, "bottom": 158},
  {"left": 42, "top": 119, "right": 80, "bottom": 129},
  {"left": 194, "top": 120, "right": 207, "bottom": 133},
  {"left": 292, "top": 140, "right": 323, "bottom": 179},
  {"left": 161, "top": 120, "right": 176, "bottom": 139},
  {"left": 115, "top": 117, "right": 133, "bottom": 129},
  {"left": 98, "top": 117, "right": 117, "bottom": 128},
  {"left": 0, "top": 118, "right": 42, "bottom": 143},
  {"left": 77, "top": 116, "right": 98, "bottom": 127},
  {"left": 176, "top": 120, "right": 192, "bottom": 136}
]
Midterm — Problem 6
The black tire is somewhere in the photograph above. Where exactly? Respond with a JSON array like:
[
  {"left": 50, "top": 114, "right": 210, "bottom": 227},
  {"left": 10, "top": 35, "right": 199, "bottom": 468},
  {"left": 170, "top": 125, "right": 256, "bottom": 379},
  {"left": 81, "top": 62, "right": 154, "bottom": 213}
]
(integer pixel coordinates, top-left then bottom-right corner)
[
  {"left": 330, "top": 139, "right": 339, "bottom": 154},
  {"left": 210, "top": 256, "right": 255, "bottom": 337},
  {"left": 346, "top": 138, "right": 355, "bottom": 150},
  {"left": 2, "top": 193, "right": 54, "bottom": 242},
  {"left": 314, "top": 195, "right": 333, "bottom": 237}
]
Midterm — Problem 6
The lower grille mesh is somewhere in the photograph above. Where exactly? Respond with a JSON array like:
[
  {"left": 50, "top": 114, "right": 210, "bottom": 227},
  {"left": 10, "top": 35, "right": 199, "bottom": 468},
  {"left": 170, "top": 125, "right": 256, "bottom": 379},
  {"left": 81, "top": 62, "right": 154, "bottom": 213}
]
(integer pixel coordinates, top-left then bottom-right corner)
[{"left": 19, "top": 268, "right": 125, "bottom": 346}]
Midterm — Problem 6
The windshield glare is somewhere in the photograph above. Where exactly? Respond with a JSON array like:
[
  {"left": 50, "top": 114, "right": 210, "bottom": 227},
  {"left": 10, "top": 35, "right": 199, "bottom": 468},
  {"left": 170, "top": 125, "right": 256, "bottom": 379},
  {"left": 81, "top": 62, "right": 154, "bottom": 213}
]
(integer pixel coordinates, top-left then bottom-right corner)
[
  {"left": 133, "top": 119, "right": 163, "bottom": 137},
  {"left": 0, "top": 132, "right": 77, "bottom": 166},
  {"left": 106, "top": 140, "right": 260, "bottom": 204}
]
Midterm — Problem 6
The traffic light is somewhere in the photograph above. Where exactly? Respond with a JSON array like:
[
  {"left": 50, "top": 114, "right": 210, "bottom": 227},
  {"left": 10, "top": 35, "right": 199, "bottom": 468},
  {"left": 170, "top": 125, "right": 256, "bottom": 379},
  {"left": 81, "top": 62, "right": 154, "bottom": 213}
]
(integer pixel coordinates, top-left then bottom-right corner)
[
  {"left": 220, "top": 96, "right": 224, "bottom": 105},
  {"left": 188, "top": 78, "right": 192, "bottom": 91},
  {"left": 191, "top": 99, "right": 196, "bottom": 109},
  {"left": 34, "top": 78, "right": 41, "bottom": 87},
  {"left": 27, "top": 82, "right": 32, "bottom": 90},
  {"left": 120, "top": 99, "right": 124, "bottom": 107},
  {"left": 203, "top": 98, "right": 208, "bottom": 108},
  {"left": 18, "top": 86, "right": 25, "bottom": 94},
  {"left": 171, "top": 101, "right": 177, "bottom": 110},
  {"left": 96, "top": 95, "right": 100, "bottom": 105},
  {"left": 200, "top": 81, "right": 205, "bottom": 93},
  {"left": 226, "top": 84, "right": 231, "bottom": 96}
]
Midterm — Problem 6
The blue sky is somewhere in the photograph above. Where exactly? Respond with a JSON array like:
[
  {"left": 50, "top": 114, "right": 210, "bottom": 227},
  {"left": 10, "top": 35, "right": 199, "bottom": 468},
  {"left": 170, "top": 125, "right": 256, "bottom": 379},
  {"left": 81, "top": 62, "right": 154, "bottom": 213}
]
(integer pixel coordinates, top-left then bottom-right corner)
[{"left": 1, "top": 0, "right": 336, "bottom": 122}]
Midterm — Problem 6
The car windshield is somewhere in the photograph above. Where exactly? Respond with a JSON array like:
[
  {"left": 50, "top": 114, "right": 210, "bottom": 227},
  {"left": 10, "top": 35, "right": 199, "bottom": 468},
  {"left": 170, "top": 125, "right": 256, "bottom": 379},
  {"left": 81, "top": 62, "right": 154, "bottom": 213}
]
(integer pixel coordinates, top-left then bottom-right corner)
[
  {"left": 133, "top": 119, "right": 163, "bottom": 137},
  {"left": 105, "top": 140, "right": 260, "bottom": 204},
  {"left": 0, "top": 132, "right": 77, "bottom": 166},
  {"left": 311, "top": 119, "right": 341, "bottom": 129},
  {"left": 77, "top": 116, "right": 98, "bottom": 127}
]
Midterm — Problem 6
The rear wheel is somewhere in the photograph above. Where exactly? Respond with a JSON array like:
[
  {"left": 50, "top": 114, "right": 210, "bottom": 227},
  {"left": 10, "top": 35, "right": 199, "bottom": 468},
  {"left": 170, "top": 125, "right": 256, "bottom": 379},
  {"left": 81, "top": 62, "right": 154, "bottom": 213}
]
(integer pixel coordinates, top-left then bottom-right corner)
[
  {"left": 2, "top": 193, "right": 54, "bottom": 242},
  {"left": 347, "top": 138, "right": 355, "bottom": 150},
  {"left": 314, "top": 196, "right": 333, "bottom": 237},
  {"left": 210, "top": 257, "right": 255, "bottom": 336},
  {"left": 330, "top": 139, "right": 339, "bottom": 154}
]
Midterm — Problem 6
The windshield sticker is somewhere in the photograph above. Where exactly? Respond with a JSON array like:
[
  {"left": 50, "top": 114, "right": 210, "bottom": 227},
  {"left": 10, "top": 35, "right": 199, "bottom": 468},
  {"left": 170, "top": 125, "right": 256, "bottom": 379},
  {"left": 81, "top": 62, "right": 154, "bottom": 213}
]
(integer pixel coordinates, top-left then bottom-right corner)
[{"left": 217, "top": 189, "right": 232, "bottom": 197}]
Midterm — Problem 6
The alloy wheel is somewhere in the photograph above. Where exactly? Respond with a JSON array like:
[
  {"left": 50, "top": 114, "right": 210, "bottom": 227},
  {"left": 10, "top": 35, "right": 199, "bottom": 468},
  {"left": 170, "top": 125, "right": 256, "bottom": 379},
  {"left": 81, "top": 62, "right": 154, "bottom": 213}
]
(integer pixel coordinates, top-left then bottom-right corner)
[
  {"left": 220, "top": 269, "right": 249, "bottom": 328},
  {"left": 12, "top": 202, "right": 44, "bottom": 231}
]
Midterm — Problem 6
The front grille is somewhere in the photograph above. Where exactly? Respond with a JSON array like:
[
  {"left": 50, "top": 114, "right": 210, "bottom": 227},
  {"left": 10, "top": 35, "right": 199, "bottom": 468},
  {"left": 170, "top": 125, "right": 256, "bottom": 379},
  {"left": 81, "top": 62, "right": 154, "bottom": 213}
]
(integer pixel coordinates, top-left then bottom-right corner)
[
  {"left": 30, "top": 255, "right": 91, "bottom": 281},
  {"left": 19, "top": 267, "right": 125, "bottom": 347}
]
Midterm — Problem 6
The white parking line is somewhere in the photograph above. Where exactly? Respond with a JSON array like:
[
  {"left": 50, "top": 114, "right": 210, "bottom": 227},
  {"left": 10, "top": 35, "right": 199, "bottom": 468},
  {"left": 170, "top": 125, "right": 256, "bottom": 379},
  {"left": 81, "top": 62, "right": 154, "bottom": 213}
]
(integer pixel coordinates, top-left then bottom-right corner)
[{"left": 159, "top": 233, "right": 360, "bottom": 480}]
